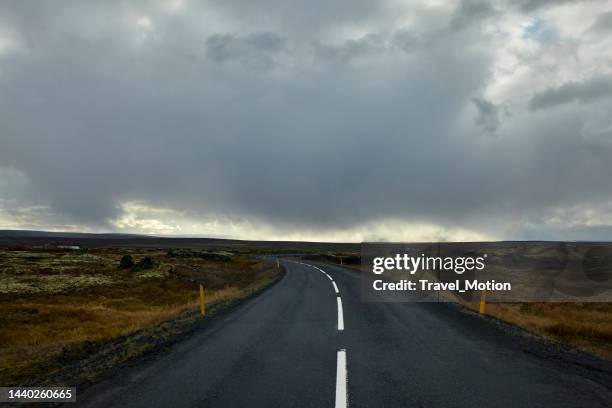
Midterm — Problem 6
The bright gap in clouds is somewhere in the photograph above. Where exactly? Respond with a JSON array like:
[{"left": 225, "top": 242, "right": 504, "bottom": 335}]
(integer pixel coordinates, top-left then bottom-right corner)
[{"left": 109, "top": 201, "right": 492, "bottom": 242}]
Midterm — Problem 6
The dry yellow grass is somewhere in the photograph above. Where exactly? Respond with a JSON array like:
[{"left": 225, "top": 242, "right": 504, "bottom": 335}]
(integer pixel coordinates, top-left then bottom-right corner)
[
  {"left": 338, "top": 262, "right": 611, "bottom": 359},
  {"left": 0, "top": 247, "right": 279, "bottom": 386},
  {"left": 477, "top": 302, "right": 612, "bottom": 359}
]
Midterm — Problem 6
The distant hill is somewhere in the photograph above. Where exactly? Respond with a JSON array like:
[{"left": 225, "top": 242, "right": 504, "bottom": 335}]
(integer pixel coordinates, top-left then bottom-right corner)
[
  {"left": 0, "top": 230, "right": 360, "bottom": 252},
  {"left": 0, "top": 230, "right": 149, "bottom": 239}
]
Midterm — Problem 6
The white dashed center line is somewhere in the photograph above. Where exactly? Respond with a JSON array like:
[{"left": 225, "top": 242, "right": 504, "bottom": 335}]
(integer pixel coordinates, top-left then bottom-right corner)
[
  {"left": 297, "top": 261, "right": 348, "bottom": 407},
  {"left": 335, "top": 349, "right": 348, "bottom": 408},
  {"left": 332, "top": 281, "right": 339, "bottom": 294},
  {"left": 336, "top": 296, "right": 344, "bottom": 331}
]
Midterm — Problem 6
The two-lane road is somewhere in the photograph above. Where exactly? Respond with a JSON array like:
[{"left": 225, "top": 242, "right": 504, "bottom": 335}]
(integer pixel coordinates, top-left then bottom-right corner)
[{"left": 78, "top": 261, "right": 612, "bottom": 407}]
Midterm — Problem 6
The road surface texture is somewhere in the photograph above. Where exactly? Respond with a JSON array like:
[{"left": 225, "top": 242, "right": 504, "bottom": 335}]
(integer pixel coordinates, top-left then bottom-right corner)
[{"left": 77, "top": 261, "right": 612, "bottom": 408}]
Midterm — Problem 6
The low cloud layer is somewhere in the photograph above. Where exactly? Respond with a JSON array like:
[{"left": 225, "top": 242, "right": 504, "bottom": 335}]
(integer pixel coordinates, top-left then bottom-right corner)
[
  {"left": 1, "top": 0, "right": 611, "bottom": 241},
  {"left": 530, "top": 75, "right": 612, "bottom": 110}
]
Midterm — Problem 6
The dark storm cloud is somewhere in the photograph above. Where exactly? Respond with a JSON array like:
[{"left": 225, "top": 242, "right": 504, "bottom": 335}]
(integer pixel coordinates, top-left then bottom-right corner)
[
  {"left": 450, "top": 0, "right": 497, "bottom": 31},
  {"left": 206, "top": 32, "right": 285, "bottom": 69},
  {"left": 473, "top": 98, "right": 504, "bottom": 134},
  {"left": 514, "top": 0, "right": 594, "bottom": 12},
  {"left": 206, "top": 0, "right": 387, "bottom": 35},
  {"left": 313, "top": 34, "right": 387, "bottom": 63},
  {"left": 589, "top": 11, "right": 612, "bottom": 32},
  {"left": 530, "top": 76, "right": 612, "bottom": 110},
  {"left": 392, "top": 30, "right": 421, "bottom": 53},
  {"left": 0, "top": 0, "right": 611, "bottom": 240}
]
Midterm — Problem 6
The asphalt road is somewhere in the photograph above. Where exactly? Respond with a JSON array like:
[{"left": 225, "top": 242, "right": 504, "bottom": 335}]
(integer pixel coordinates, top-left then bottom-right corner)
[{"left": 78, "top": 261, "right": 612, "bottom": 408}]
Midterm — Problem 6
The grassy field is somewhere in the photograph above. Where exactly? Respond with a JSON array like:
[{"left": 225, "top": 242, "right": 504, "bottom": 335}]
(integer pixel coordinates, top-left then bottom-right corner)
[
  {"left": 325, "top": 245, "right": 612, "bottom": 361},
  {"left": 0, "top": 246, "right": 279, "bottom": 386},
  {"left": 472, "top": 302, "right": 612, "bottom": 359},
  {"left": 445, "top": 243, "right": 612, "bottom": 359},
  {"left": 1, "top": 241, "right": 609, "bottom": 387}
]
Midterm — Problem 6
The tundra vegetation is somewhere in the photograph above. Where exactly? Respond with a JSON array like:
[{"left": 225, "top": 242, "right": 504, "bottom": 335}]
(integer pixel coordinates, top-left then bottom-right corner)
[
  {"left": 326, "top": 245, "right": 612, "bottom": 360},
  {"left": 453, "top": 244, "right": 612, "bottom": 359},
  {"left": 0, "top": 246, "right": 279, "bottom": 386}
]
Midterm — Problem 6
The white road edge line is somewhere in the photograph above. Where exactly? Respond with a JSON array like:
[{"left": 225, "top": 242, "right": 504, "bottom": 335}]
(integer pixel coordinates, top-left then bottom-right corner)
[
  {"left": 336, "top": 296, "right": 344, "bottom": 331},
  {"left": 332, "top": 281, "right": 339, "bottom": 293},
  {"left": 335, "top": 349, "right": 348, "bottom": 408}
]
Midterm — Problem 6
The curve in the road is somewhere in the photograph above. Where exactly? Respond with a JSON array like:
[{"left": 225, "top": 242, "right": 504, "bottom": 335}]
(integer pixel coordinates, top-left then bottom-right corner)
[{"left": 75, "top": 260, "right": 612, "bottom": 408}]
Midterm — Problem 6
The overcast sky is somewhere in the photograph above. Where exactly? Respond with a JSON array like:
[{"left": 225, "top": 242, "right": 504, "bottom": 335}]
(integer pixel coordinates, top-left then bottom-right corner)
[{"left": 1, "top": 0, "right": 611, "bottom": 242}]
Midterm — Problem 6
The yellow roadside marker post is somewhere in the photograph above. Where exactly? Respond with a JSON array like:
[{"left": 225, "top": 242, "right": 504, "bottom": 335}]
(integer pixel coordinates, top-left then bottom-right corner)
[
  {"left": 479, "top": 290, "right": 486, "bottom": 315},
  {"left": 276, "top": 258, "right": 280, "bottom": 270},
  {"left": 199, "top": 284, "right": 206, "bottom": 316}
]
